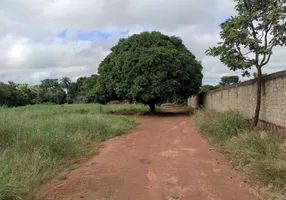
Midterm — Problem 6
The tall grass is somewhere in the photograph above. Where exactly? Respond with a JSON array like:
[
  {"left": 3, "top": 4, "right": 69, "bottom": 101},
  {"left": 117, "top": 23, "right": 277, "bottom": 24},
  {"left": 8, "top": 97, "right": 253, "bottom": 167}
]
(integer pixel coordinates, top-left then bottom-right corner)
[
  {"left": 102, "top": 103, "right": 151, "bottom": 113},
  {"left": 194, "top": 109, "right": 249, "bottom": 144},
  {"left": 194, "top": 109, "right": 286, "bottom": 195},
  {"left": 0, "top": 104, "right": 139, "bottom": 200},
  {"left": 224, "top": 131, "right": 286, "bottom": 188}
]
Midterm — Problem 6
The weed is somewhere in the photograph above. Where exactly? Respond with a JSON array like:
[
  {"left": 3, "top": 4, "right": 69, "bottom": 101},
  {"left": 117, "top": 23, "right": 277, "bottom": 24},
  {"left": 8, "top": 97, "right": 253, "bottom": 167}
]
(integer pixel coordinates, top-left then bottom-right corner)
[
  {"left": 104, "top": 191, "right": 112, "bottom": 199},
  {"left": 171, "top": 194, "right": 180, "bottom": 199},
  {"left": 58, "top": 173, "right": 68, "bottom": 180}
]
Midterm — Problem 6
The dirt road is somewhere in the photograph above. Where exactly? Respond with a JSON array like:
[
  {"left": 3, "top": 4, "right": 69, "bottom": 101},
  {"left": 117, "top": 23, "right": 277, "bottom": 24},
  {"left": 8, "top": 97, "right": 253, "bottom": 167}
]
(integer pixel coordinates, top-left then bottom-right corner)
[{"left": 36, "top": 109, "right": 259, "bottom": 200}]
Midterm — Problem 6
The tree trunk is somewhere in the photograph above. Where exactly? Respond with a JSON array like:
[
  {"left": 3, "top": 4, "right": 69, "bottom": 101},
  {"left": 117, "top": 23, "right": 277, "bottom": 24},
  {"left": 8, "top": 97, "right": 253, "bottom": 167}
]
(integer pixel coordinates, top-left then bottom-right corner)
[
  {"left": 148, "top": 103, "right": 156, "bottom": 113},
  {"left": 253, "top": 67, "right": 262, "bottom": 127}
]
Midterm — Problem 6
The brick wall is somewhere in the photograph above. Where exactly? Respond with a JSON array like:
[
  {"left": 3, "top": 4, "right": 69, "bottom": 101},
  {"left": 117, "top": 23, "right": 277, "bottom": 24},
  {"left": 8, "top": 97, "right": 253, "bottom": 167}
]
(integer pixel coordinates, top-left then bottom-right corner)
[{"left": 188, "top": 70, "right": 286, "bottom": 133}]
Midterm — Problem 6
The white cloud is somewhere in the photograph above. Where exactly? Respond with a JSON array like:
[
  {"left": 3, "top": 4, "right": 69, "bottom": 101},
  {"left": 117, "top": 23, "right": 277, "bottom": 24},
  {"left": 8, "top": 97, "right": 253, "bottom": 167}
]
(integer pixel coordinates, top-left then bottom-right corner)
[
  {"left": 0, "top": 0, "right": 285, "bottom": 85},
  {"left": 31, "top": 72, "right": 51, "bottom": 81}
]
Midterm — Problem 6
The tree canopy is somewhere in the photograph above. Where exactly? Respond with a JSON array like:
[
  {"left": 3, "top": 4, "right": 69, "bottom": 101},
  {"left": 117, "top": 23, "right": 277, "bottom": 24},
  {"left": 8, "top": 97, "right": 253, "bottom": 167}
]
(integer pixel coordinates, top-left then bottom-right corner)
[
  {"left": 98, "top": 31, "right": 203, "bottom": 111},
  {"left": 38, "top": 79, "right": 66, "bottom": 104},
  {"left": 0, "top": 82, "right": 37, "bottom": 107},
  {"left": 206, "top": 0, "right": 286, "bottom": 126},
  {"left": 219, "top": 76, "right": 239, "bottom": 86},
  {"left": 0, "top": 74, "right": 101, "bottom": 107},
  {"left": 200, "top": 85, "right": 220, "bottom": 93}
]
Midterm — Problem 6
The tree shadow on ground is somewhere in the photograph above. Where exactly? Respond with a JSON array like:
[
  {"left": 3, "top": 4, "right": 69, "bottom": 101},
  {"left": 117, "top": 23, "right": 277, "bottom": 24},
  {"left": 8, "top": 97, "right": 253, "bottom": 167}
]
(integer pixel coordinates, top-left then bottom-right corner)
[{"left": 114, "top": 106, "right": 194, "bottom": 117}]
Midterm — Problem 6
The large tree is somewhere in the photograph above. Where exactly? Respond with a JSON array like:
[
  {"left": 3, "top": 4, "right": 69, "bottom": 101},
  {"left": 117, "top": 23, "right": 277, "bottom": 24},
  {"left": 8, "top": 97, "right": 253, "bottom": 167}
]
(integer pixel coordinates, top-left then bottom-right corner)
[
  {"left": 207, "top": 0, "right": 286, "bottom": 126},
  {"left": 39, "top": 79, "right": 66, "bottom": 104},
  {"left": 60, "top": 77, "right": 72, "bottom": 91},
  {"left": 80, "top": 74, "right": 100, "bottom": 102},
  {"left": 98, "top": 31, "right": 203, "bottom": 112}
]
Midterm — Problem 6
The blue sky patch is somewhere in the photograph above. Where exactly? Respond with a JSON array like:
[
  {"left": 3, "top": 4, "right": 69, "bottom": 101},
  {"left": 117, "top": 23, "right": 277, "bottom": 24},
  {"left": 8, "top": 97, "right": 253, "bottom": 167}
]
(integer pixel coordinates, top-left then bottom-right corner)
[
  {"left": 56, "top": 29, "right": 129, "bottom": 41},
  {"left": 57, "top": 29, "right": 67, "bottom": 38},
  {"left": 76, "top": 30, "right": 112, "bottom": 41},
  {"left": 219, "top": 15, "right": 229, "bottom": 23},
  {"left": 120, "top": 30, "right": 129, "bottom": 36},
  {"left": 96, "top": 31, "right": 112, "bottom": 39}
]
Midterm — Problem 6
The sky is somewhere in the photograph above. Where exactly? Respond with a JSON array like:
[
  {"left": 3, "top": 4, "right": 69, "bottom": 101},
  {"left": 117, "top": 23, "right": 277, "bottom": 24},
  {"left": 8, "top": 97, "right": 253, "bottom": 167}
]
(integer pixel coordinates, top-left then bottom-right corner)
[{"left": 0, "top": 0, "right": 285, "bottom": 85}]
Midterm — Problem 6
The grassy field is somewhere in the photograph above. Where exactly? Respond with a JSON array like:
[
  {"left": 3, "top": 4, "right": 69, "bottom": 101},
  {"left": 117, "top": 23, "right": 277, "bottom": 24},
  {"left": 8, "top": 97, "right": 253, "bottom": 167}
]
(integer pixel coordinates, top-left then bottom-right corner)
[
  {"left": 194, "top": 109, "right": 286, "bottom": 198},
  {"left": 0, "top": 104, "right": 148, "bottom": 200}
]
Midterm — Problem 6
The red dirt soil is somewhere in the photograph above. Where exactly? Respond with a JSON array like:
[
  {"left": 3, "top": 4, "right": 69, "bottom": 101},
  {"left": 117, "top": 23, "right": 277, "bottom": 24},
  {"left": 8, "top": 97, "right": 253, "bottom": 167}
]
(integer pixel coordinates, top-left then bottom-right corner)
[{"left": 36, "top": 107, "right": 260, "bottom": 200}]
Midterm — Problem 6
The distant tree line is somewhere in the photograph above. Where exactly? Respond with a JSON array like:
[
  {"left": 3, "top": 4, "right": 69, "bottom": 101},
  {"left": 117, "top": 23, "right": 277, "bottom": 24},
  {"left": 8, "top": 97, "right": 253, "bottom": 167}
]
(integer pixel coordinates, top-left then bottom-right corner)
[
  {"left": 1, "top": 66, "right": 264, "bottom": 107},
  {"left": 200, "top": 72, "right": 271, "bottom": 94},
  {"left": 0, "top": 75, "right": 102, "bottom": 107},
  {"left": 200, "top": 75, "right": 240, "bottom": 93}
]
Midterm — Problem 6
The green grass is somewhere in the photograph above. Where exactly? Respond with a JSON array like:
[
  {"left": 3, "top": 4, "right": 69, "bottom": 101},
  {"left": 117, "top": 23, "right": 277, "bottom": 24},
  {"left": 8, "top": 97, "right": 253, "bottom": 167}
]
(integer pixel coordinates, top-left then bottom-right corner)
[
  {"left": 224, "top": 131, "right": 286, "bottom": 188},
  {"left": 101, "top": 103, "right": 151, "bottom": 113},
  {"left": 194, "top": 109, "right": 286, "bottom": 196},
  {"left": 194, "top": 109, "right": 249, "bottom": 144},
  {"left": 0, "top": 104, "right": 139, "bottom": 200}
]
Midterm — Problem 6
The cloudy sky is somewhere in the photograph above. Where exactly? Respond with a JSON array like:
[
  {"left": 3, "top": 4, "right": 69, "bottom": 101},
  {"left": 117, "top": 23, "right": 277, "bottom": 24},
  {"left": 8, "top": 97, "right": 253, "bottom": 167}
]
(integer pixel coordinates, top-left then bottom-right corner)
[{"left": 1, "top": 0, "right": 285, "bottom": 85}]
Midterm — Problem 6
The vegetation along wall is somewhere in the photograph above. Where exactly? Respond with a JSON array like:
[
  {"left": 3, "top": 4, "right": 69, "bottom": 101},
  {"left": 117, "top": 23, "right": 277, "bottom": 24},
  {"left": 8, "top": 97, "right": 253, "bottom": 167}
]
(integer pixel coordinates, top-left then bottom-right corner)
[{"left": 188, "top": 70, "right": 286, "bottom": 134}]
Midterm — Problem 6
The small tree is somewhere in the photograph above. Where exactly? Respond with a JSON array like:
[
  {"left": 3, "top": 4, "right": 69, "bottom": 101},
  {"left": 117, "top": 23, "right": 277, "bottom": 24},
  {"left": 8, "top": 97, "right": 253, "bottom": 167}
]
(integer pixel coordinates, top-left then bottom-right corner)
[
  {"left": 220, "top": 76, "right": 239, "bottom": 86},
  {"left": 207, "top": 0, "right": 286, "bottom": 126},
  {"left": 99, "top": 31, "right": 203, "bottom": 112}
]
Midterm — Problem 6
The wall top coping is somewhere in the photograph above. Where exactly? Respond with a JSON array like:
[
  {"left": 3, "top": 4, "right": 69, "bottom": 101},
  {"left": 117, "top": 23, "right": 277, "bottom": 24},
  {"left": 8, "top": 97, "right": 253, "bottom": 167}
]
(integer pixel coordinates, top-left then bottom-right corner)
[{"left": 198, "top": 69, "right": 286, "bottom": 95}]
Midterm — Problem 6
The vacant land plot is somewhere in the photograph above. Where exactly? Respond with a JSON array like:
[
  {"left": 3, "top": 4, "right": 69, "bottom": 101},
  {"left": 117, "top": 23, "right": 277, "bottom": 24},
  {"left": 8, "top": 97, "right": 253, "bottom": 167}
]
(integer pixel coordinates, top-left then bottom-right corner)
[{"left": 0, "top": 104, "right": 147, "bottom": 200}]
